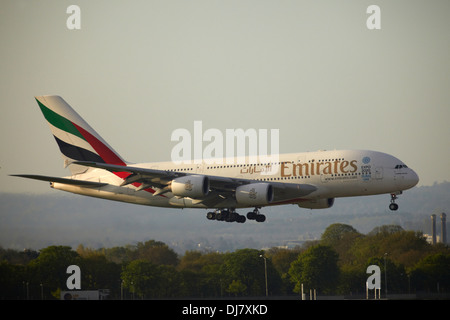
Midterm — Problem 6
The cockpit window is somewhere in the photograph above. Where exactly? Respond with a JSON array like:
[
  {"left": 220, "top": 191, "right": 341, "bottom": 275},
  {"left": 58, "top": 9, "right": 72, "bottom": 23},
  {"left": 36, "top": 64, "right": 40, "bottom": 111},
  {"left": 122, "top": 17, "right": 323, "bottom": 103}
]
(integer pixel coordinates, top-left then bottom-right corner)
[{"left": 395, "top": 164, "right": 408, "bottom": 169}]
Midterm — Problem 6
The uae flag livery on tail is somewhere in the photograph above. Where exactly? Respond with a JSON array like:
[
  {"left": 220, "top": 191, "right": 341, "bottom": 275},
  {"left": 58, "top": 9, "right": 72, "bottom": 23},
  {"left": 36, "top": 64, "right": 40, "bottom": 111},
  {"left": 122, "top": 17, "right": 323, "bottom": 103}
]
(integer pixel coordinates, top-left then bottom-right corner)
[{"left": 35, "top": 96, "right": 127, "bottom": 174}]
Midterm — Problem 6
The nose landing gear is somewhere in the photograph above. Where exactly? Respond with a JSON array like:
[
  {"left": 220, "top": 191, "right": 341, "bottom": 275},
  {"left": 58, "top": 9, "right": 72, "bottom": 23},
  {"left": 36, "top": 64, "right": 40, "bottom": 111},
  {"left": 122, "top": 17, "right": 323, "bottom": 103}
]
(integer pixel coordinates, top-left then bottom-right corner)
[{"left": 389, "top": 193, "right": 400, "bottom": 211}]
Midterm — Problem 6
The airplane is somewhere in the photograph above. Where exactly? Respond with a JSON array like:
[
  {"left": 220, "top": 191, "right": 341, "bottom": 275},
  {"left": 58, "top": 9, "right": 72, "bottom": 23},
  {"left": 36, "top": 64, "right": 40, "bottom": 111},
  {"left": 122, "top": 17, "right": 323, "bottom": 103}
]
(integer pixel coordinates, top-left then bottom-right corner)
[{"left": 12, "top": 95, "right": 419, "bottom": 223}]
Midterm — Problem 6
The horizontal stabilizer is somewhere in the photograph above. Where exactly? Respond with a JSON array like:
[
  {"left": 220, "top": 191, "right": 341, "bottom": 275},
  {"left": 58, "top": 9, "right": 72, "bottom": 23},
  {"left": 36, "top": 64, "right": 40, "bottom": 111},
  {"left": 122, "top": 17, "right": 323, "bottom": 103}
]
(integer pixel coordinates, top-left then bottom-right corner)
[
  {"left": 11, "top": 174, "right": 107, "bottom": 188},
  {"left": 73, "top": 161, "right": 168, "bottom": 176}
]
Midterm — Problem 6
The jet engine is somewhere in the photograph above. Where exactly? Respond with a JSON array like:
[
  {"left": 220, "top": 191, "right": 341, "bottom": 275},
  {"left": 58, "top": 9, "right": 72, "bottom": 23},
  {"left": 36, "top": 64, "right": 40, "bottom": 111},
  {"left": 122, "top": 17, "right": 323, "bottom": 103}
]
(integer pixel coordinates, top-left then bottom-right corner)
[
  {"left": 235, "top": 183, "right": 273, "bottom": 206},
  {"left": 298, "top": 198, "right": 335, "bottom": 209},
  {"left": 171, "top": 175, "right": 209, "bottom": 198}
]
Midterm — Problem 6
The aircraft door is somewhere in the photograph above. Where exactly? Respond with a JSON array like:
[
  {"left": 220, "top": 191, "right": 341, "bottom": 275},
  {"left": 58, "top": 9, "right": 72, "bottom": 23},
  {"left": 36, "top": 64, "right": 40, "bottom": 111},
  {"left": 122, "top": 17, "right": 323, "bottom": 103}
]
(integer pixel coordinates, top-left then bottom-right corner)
[
  {"left": 374, "top": 167, "right": 383, "bottom": 180},
  {"left": 196, "top": 164, "right": 205, "bottom": 174}
]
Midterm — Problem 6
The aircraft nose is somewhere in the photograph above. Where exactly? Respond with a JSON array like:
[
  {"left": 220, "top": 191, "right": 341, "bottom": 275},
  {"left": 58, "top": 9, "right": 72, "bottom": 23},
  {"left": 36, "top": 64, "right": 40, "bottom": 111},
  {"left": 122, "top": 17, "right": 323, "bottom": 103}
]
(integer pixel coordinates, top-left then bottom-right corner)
[
  {"left": 394, "top": 167, "right": 419, "bottom": 190},
  {"left": 408, "top": 169, "right": 419, "bottom": 188}
]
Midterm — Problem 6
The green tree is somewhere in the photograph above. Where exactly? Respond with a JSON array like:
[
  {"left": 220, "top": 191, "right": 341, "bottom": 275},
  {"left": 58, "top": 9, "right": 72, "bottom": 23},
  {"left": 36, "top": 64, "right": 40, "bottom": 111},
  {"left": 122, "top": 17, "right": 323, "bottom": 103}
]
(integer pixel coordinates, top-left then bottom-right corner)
[
  {"left": 321, "top": 223, "right": 360, "bottom": 245},
  {"left": 121, "top": 260, "right": 181, "bottom": 298},
  {"left": 27, "top": 246, "right": 80, "bottom": 298},
  {"left": 368, "top": 225, "right": 404, "bottom": 236},
  {"left": 349, "top": 227, "right": 431, "bottom": 270},
  {"left": 338, "top": 264, "right": 366, "bottom": 295},
  {"left": 132, "top": 240, "right": 179, "bottom": 266},
  {"left": 289, "top": 244, "right": 339, "bottom": 294},
  {"left": 103, "top": 245, "right": 135, "bottom": 264},
  {"left": 411, "top": 253, "right": 450, "bottom": 292},
  {"left": 321, "top": 223, "right": 362, "bottom": 267},
  {"left": 79, "top": 254, "right": 121, "bottom": 293},
  {"left": 157, "top": 264, "right": 182, "bottom": 298},
  {"left": 121, "top": 260, "right": 160, "bottom": 298},
  {"left": 0, "top": 262, "right": 26, "bottom": 299},
  {"left": 221, "top": 249, "right": 281, "bottom": 296},
  {"left": 267, "top": 247, "right": 303, "bottom": 294},
  {"left": 267, "top": 247, "right": 302, "bottom": 276},
  {"left": 178, "top": 250, "right": 204, "bottom": 272},
  {"left": 227, "top": 279, "right": 247, "bottom": 296},
  {"left": 179, "top": 269, "right": 204, "bottom": 297},
  {"left": 178, "top": 251, "right": 226, "bottom": 298},
  {"left": 197, "top": 252, "right": 226, "bottom": 297},
  {"left": 0, "top": 247, "right": 38, "bottom": 265}
]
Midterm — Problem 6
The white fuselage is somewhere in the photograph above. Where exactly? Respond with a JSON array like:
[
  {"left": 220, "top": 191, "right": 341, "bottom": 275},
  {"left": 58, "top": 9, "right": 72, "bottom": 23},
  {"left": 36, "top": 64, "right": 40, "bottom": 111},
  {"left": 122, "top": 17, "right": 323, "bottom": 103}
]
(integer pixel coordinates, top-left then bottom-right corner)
[{"left": 52, "top": 149, "right": 419, "bottom": 210}]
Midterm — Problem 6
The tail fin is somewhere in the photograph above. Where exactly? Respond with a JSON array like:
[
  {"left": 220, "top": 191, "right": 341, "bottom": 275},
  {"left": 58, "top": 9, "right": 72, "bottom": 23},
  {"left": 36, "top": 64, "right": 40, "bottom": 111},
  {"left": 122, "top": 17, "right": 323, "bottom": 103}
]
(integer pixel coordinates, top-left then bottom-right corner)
[{"left": 35, "top": 95, "right": 127, "bottom": 174}]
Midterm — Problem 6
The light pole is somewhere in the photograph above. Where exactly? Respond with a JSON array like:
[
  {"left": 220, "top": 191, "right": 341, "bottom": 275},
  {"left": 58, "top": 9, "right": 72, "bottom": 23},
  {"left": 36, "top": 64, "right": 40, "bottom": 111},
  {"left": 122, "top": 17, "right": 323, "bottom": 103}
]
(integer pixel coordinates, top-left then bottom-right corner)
[
  {"left": 131, "top": 281, "right": 134, "bottom": 300},
  {"left": 260, "top": 254, "right": 268, "bottom": 297},
  {"left": 384, "top": 253, "right": 388, "bottom": 299}
]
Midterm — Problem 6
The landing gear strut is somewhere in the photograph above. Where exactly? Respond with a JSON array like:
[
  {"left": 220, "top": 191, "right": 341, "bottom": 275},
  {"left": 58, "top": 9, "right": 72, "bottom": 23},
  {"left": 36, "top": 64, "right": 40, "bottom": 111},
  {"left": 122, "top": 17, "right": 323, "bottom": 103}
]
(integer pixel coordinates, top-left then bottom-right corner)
[
  {"left": 389, "top": 193, "right": 399, "bottom": 211},
  {"left": 206, "top": 207, "right": 266, "bottom": 223}
]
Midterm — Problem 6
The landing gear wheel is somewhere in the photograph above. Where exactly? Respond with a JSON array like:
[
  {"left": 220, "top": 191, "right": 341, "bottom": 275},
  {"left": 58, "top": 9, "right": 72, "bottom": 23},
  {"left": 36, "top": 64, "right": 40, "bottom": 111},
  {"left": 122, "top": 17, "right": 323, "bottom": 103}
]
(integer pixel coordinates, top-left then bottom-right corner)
[
  {"left": 216, "top": 211, "right": 224, "bottom": 221},
  {"left": 226, "top": 211, "right": 237, "bottom": 222},
  {"left": 389, "top": 203, "right": 399, "bottom": 211},
  {"left": 206, "top": 208, "right": 262, "bottom": 223},
  {"left": 255, "top": 214, "right": 266, "bottom": 223},
  {"left": 247, "top": 211, "right": 257, "bottom": 220},
  {"left": 207, "top": 209, "right": 247, "bottom": 223},
  {"left": 246, "top": 208, "right": 266, "bottom": 222},
  {"left": 389, "top": 193, "right": 399, "bottom": 211}
]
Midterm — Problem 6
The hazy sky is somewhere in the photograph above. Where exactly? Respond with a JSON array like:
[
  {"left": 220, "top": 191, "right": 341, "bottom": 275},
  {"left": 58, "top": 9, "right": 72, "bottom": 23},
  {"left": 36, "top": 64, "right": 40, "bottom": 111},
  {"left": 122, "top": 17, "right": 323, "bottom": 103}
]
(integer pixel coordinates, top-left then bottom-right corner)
[{"left": 1, "top": 0, "right": 449, "bottom": 194}]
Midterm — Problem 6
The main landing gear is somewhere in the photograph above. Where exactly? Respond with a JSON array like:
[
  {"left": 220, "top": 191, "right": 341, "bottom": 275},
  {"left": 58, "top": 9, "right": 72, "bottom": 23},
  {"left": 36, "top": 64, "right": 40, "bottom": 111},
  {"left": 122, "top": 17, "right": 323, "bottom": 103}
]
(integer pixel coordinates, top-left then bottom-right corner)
[
  {"left": 389, "top": 193, "right": 400, "bottom": 211},
  {"left": 246, "top": 208, "right": 266, "bottom": 223},
  {"left": 206, "top": 208, "right": 266, "bottom": 223}
]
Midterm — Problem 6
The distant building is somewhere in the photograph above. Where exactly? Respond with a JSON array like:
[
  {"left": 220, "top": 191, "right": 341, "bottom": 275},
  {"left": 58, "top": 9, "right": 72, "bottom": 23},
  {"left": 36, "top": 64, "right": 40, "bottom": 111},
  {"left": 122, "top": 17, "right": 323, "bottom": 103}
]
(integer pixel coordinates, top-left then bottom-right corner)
[
  {"left": 428, "top": 212, "right": 447, "bottom": 245},
  {"left": 424, "top": 233, "right": 440, "bottom": 245},
  {"left": 441, "top": 213, "right": 447, "bottom": 244},
  {"left": 431, "top": 214, "right": 437, "bottom": 245}
]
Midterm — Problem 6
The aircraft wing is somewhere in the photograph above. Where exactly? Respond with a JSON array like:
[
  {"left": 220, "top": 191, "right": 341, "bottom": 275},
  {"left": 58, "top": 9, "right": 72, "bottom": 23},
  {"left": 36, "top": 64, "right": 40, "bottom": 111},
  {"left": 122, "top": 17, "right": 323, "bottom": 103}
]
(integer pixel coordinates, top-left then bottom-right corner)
[
  {"left": 72, "top": 161, "right": 188, "bottom": 188},
  {"left": 73, "top": 161, "right": 317, "bottom": 203},
  {"left": 11, "top": 174, "right": 108, "bottom": 188}
]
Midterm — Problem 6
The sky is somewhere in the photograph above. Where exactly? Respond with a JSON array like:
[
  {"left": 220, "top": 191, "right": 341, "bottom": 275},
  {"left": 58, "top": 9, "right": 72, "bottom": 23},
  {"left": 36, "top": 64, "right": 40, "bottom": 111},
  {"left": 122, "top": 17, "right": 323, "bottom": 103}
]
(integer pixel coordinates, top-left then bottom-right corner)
[{"left": 1, "top": 0, "right": 449, "bottom": 194}]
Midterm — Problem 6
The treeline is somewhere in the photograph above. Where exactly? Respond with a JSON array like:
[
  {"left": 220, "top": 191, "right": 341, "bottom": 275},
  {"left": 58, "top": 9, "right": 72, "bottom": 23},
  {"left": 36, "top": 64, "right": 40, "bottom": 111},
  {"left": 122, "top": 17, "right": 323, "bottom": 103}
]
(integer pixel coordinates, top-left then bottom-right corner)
[{"left": 1, "top": 224, "right": 449, "bottom": 299}]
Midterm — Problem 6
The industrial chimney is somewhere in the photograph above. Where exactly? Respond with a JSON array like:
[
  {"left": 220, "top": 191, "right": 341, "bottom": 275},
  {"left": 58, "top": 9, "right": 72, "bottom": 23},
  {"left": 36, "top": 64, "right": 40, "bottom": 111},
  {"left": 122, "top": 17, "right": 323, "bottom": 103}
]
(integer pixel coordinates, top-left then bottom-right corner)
[
  {"left": 431, "top": 214, "right": 437, "bottom": 245},
  {"left": 441, "top": 213, "right": 447, "bottom": 244}
]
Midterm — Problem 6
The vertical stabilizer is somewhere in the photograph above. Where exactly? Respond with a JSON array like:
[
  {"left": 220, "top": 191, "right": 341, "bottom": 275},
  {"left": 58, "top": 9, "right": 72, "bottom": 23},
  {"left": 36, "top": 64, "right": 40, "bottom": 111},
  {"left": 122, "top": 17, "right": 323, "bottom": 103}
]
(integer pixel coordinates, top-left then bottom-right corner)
[{"left": 35, "top": 95, "right": 126, "bottom": 174}]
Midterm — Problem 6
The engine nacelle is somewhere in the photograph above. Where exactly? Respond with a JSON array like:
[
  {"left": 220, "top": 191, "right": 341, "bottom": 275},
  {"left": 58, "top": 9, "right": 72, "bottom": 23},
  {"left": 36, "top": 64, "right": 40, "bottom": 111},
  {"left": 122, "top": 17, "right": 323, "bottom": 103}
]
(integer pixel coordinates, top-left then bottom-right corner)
[
  {"left": 171, "top": 175, "right": 209, "bottom": 198},
  {"left": 298, "top": 198, "right": 335, "bottom": 209},
  {"left": 235, "top": 183, "right": 273, "bottom": 206}
]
